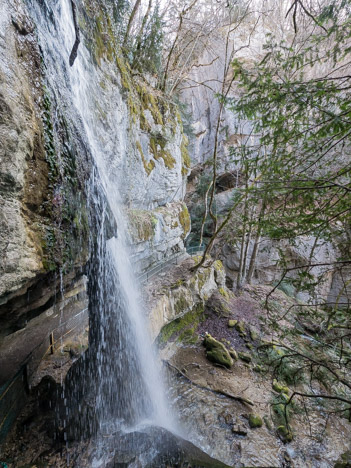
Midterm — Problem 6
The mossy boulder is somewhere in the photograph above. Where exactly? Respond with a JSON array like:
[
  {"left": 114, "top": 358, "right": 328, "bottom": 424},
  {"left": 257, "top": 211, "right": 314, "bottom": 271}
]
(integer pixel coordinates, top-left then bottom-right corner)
[
  {"left": 249, "top": 327, "right": 259, "bottom": 341},
  {"left": 277, "top": 425, "right": 293, "bottom": 443},
  {"left": 272, "top": 379, "right": 290, "bottom": 395},
  {"left": 235, "top": 321, "right": 246, "bottom": 336},
  {"left": 249, "top": 414, "right": 263, "bottom": 428},
  {"left": 205, "top": 292, "right": 230, "bottom": 317},
  {"left": 203, "top": 334, "right": 233, "bottom": 368},
  {"left": 238, "top": 352, "right": 252, "bottom": 363},
  {"left": 158, "top": 304, "right": 204, "bottom": 345},
  {"left": 228, "top": 319, "right": 237, "bottom": 328}
]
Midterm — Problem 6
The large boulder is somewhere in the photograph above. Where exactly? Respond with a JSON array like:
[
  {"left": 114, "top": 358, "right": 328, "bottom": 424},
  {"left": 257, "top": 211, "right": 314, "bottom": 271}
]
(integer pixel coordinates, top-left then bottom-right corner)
[{"left": 203, "top": 333, "right": 233, "bottom": 368}]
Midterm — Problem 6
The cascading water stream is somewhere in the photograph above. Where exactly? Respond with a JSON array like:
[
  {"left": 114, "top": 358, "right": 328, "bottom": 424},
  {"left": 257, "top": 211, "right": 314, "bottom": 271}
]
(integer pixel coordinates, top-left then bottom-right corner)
[
  {"left": 61, "top": 0, "right": 171, "bottom": 432},
  {"left": 28, "top": 0, "right": 173, "bottom": 436}
]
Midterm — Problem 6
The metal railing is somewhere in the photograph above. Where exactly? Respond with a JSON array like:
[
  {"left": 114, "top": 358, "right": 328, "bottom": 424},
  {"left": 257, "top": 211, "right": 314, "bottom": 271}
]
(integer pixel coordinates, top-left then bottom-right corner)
[
  {"left": 0, "top": 307, "right": 89, "bottom": 444},
  {"left": 137, "top": 251, "right": 186, "bottom": 284},
  {"left": 186, "top": 244, "right": 206, "bottom": 256},
  {"left": 137, "top": 245, "right": 206, "bottom": 284}
]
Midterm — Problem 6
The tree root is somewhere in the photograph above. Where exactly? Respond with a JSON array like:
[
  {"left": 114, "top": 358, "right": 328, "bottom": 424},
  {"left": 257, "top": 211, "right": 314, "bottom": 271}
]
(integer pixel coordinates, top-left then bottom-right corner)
[{"left": 164, "top": 360, "right": 254, "bottom": 407}]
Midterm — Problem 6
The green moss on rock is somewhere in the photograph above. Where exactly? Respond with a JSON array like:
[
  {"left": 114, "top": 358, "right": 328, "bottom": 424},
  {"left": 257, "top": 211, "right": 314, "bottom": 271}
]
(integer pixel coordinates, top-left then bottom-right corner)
[
  {"left": 136, "top": 141, "right": 155, "bottom": 176},
  {"left": 204, "top": 334, "right": 233, "bottom": 368},
  {"left": 197, "top": 269, "right": 210, "bottom": 291},
  {"left": 174, "top": 295, "right": 190, "bottom": 315},
  {"left": 228, "top": 319, "right": 237, "bottom": 328},
  {"left": 249, "top": 327, "right": 259, "bottom": 341},
  {"left": 136, "top": 84, "right": 164, "bottom": 125},
  {"left": 127, "top": 209, "right": 156, "bottom": 242},
  {"left": 335, "top": 451, "right": 351, "bottom": 468},
  {"left": 249, "top": 414, "right": 263, "bottom": 428},
  {"left": 263, "top": 416, "right": 273, "bottom": 431},
  {"left": 277, "top": 425, "right": 293, "bottom": 443},
  {"left": 229, "top": 348, "right": 238, "bottom": 360},
  {"left": 205, "top": 291, "right": 230, "bottom": 317},
  {"left": 214, "top": 260, "right": 224, "bottom": 272},
  {"left": 238, "top": 352, "right": 252, "bottom": 363},
  {"left": 158, "top": 303, "right": 205, "bottom": 345},
  {"left": 219, "top": 287, "right": 230, "bottom": 299},
  {"left": 235, "top": 321, "right": 246, "bottom": 336},
  {"left": 116, "top": 54, "right": 133, "bottom": 91},
  {"left": 272, "top": 379, "right": 290, "bottom": 395},
  {"left": 179, "top": 204, "right": 191, "bottom": 239},
  {"left": 149, "top": 134, "right": 176, "bottom": 170},
  {"left": 181, "top": 135, "right": 191, "bottom": 176}
]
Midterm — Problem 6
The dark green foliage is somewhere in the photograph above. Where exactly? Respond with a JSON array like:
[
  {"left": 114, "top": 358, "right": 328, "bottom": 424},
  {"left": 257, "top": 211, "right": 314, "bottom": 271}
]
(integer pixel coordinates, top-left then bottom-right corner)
[
  {"left": 113, "top": 0, "right": 130, "bottom": 24},
  {"left": 229, "top": 6, "right": 351, "bottom": 243},
  {"left": 131, "top": 5, "right": 164, "bottom": 76},
  {"left": 224, "top": 3, "right": 351, "bottom": 422},
  {"left": 260, "top": 346, "right": 305, "bottom": 387}
]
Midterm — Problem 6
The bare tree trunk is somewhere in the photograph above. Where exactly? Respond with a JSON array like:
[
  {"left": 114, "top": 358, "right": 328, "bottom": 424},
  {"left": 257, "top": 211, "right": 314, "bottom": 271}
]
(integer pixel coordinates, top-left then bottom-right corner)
[
  {"left": 191, "top": 172, "right": 263, "bottom": 273},
  {"left": 132, "top": 0, "right": 153, "bottom": 68},
  {"left": 123, "top": 0, "right": 142, "bottom": 48},
  {"left": 247, "top": 201, "right": 266, "bottom": 284},
  {"left": 236, "top": 191, "right": 248, "bottom": 290},
  {"left": 242, "top": 216, "right": 253, "bottom": 281},
  {"left": 199, "top": 180, "right": 213, "bottom": 247},
  {"left": 161, "top": 0, "right": 199, "bottom": 91}
]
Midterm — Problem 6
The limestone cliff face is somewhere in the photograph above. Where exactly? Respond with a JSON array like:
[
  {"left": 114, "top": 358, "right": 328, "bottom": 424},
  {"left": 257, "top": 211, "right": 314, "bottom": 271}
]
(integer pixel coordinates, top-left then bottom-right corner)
[
  {"left": 0, "top": 1, "right": 48, "bottom": 300},
  {"left": 0, "top": 0, "right": 190, "bottom": 384},
  {"left": 181, "top": 26, "right": 349, "bottom": 304}
]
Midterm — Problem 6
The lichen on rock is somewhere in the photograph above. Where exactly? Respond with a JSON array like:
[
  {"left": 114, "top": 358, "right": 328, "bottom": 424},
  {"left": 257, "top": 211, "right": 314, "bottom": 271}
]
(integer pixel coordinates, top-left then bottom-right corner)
[
  {"left": 127, "top": 209, "right": 157, "bottom": 242},
  {"left": 179, "top": 204, "right": 191, "bottom": 239}
]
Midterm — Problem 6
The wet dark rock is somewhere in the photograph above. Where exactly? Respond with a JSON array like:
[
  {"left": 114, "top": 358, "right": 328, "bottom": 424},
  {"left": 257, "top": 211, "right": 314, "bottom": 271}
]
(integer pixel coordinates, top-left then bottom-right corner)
[
  {"left": 103, "top": 426, "right": 232, "bottom": 468},
  {"left": 69, "top": 0, "right": 80, "bottom": 66}
]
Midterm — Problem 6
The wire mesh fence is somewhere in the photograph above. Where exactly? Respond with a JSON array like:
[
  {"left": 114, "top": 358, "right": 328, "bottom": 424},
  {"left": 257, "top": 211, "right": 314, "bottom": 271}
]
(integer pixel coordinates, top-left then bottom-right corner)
[
  {"left": 0, "top": 368, "right": 27, "bottom": 444},
  {"left": 0, "top": 307, "right": 89, "bottom": 445}
]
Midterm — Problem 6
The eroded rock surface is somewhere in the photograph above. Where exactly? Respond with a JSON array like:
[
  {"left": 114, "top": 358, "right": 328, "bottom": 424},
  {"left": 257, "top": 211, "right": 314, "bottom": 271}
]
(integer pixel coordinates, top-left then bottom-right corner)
[{"left": 153, "top": 278, "right": 351, "bottom": 468}]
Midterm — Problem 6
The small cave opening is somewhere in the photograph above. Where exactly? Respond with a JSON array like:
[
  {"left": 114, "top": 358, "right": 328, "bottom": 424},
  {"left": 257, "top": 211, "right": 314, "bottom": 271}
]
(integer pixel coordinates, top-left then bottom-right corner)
[{"left": 215, "top": 172, "right": 239, "bottom": 193}]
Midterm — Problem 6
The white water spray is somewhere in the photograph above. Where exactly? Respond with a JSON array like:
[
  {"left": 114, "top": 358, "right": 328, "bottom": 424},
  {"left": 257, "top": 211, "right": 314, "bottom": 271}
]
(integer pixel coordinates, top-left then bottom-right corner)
[{"left": 54, "top": 0, "right": 172, "bottom": 432}]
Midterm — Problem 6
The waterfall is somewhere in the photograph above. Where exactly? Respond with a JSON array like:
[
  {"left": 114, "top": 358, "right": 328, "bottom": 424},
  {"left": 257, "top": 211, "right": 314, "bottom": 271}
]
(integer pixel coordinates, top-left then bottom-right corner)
[{"left": 27, "top": 0, "right": 172, "bottom": 435}]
